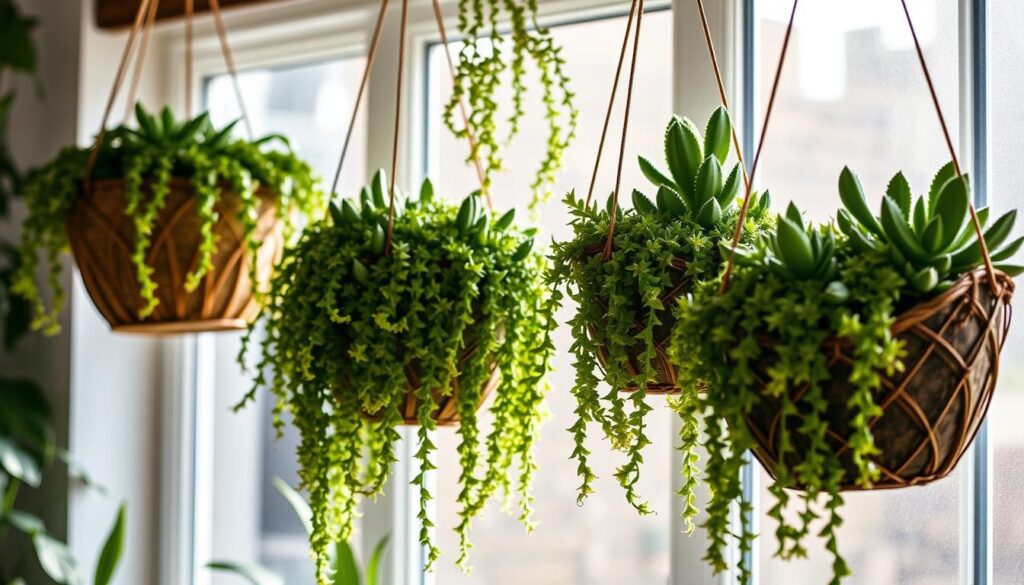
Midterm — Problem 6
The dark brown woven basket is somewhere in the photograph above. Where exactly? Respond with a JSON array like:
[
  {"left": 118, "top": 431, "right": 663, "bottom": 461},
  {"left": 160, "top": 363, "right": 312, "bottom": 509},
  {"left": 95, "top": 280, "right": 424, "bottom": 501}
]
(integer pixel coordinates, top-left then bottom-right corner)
[
  {"left": 67, "top": 177, "right": 283, "bottom": 334},
  {"left": 586, "top": 244, "right": 691, "bottom": 394},
  {"left": 350, "top": 339, "right": 499, "bottom": 427},
  {"left": 745, "top": 269, "right": 1014, "bottom": 490}
]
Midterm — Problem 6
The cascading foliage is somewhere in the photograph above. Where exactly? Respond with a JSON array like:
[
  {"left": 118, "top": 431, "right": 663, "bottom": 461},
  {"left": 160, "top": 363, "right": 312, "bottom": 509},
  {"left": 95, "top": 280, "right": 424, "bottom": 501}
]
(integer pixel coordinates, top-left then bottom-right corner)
[
  {"left": 12, "top": 104, "right": 322, "bottom": 333},
  {"left": 672, "top": 164, "right": 1021, "bottom": 585},
  {"left": 240, "top": 171, "right": 555, "bottom": 584},
  {"left": 547, "top": 108, "right": 772, "bottom": 517},
  {"left": 446, "top": 0, "right": 577, "bottom": 205}
]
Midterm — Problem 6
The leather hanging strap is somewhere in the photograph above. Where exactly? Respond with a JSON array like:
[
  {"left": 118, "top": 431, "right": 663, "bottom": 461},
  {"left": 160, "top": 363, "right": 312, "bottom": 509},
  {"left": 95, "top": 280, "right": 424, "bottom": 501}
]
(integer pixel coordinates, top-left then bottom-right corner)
[
  {"left": 208, "top": 0, "right": 253, "bottom": 140},
  {"left": 122, "top": 0, "right": 161, "bottom": 124}
]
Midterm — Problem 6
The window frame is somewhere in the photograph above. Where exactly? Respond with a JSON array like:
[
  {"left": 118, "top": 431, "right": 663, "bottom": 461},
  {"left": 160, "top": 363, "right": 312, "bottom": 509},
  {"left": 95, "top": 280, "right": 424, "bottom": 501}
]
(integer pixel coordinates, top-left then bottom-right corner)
[{"left": 164, "top": 0, "right": 997, "bottom": 583}]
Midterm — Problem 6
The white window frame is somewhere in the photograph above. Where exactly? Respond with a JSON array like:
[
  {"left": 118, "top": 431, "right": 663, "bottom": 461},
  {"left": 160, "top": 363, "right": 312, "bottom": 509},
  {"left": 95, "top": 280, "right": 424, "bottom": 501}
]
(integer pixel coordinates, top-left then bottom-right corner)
[{"left": 158, "top": 0, "right": 994, "bottom": 583}]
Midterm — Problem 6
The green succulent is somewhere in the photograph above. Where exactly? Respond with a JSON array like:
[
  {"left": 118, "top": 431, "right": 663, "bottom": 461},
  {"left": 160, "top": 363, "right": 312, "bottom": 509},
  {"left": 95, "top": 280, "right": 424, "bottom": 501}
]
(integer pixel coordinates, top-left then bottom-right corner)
[
  {"left": 548, "top": 109, "right": 773, "bottom": 522},
  {"left": 241, "top": 172, "right": 553, "bottom": 584},
  {"left": 836, "top": 163, "right": 1023, "bottom": 295},
  {"left": 12, "top": 104, "right": 323, "bottom": 333},
  {"left": 635, "top": 107, "right": 757, "bottom": 228}
]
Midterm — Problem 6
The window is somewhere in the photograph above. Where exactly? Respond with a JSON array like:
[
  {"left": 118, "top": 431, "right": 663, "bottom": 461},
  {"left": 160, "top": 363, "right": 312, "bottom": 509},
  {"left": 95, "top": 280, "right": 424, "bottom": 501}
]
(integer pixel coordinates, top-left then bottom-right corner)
[
  {"left": 752, "top": 1, "right": 963, "bottom": 583},
  {"left": 173, "top": 1, "right": 1021, "bottom": 584},
  {"left": 425, "top": 9, "right": 675, "bottom": 585},
  {"left": 204, "top": 56, "right": 368, "bottom": 585}
]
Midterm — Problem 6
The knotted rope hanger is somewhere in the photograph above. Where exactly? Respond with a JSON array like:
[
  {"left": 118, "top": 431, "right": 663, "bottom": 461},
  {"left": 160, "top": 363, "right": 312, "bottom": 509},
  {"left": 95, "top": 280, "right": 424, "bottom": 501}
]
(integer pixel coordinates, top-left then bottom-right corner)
[
  {"left": 328, "top": 0, "right": 491, "bottom": 257},
  {"left": 707, "top": 0, "right": 999, "bottom": 294},
  {"left": 86, "top": 0, "right": 253, "bottom": 187}
]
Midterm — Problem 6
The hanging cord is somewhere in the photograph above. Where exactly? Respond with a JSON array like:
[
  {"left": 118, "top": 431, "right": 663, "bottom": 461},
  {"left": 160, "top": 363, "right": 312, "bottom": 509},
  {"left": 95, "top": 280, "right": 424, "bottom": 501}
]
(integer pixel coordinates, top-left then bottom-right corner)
[
  {"left": 585, "top": 0, "right": 638, "bottom": 208},
  {"left": 209, "top": 0, "right": 253, "bottom": 140},
  {"left": 695, "top": 0, "right": 749, "bottom": 192},
  {"left": 122, "top": 0, "right": 161, "bottom": 124},
  {"left": 899, "top": 0, "right": 998, "bottom": 293},
  {"left": 383, "top": 0, "right": 410, "bottom": 256},
  {"left": 84, "top": 0, "right": 154, "bottom": 189},
  {"left": 430, "top": 0, "right": 491, "bottom": 209},
  {"left": 185, "top": 0, "right": 194, "bottom": 118},
  {"left": 718, "top": 0, "right": 799, "bottom": 293},
  {"left": 329, "top": 0, "right": 390, "bottom": 197},
  {"left": 601, "top": 0, "right": 645, "bottom": 260}
]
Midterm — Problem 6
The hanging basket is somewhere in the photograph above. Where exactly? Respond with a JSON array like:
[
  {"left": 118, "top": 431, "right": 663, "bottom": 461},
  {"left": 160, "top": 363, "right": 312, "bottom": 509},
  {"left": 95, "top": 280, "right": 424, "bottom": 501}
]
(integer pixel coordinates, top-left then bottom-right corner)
[
  {"left": 67, "top": 177, "right": 283, "bottom": 334},
  {"left": 585, "top": 244, "right": 691, "bottom": 395},
  {"left": 744, "top": 268, "right": 1014, "bottom": 490}
]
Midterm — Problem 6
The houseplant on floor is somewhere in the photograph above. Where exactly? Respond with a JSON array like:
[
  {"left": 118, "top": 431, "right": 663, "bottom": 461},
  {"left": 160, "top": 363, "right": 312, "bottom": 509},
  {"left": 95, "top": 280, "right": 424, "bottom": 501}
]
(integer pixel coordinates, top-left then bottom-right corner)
[
  {"left": 548, "top": 107, "right": 772, "bottom": 514},
  {"left": 672, "top": 164, "right": 1020, "bottom": 583},
  {"left": 12, "top": 105, "right": 322, "bottom": 334},
  {"left": 240, "top": 171, "right": 556, "bottom": 583}
]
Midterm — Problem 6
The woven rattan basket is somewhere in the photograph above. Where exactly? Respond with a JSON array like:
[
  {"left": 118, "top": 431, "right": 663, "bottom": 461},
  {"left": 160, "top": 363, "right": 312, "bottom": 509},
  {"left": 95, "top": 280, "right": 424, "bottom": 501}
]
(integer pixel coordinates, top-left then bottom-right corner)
[
  {"left": 744, "top": 268, "right": 1014, "bottom": 490},
  {"left": 350, "top": 338, "right": 499, "bottom": 427},
  {"left": 587, "top": 245, "right": 691, "bottom": 395},
  {"left": 67, "top": 177, "right": 282, "bottom": 334}
]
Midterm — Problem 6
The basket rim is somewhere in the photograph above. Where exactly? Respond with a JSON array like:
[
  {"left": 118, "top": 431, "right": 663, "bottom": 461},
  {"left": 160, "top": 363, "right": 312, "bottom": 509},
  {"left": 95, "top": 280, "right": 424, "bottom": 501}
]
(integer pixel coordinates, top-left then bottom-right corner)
[
  {"left": 79, "top": 176, "right": 279, "bottom": 199},
  {"left": 890, "top": 267, "right": 1014, "bottom": 334}
]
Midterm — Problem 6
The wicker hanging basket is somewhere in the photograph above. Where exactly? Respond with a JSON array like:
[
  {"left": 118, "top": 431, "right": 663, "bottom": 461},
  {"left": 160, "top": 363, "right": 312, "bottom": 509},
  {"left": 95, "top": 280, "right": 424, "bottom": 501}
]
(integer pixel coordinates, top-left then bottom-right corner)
[
  {"left": 744, "top": 268, "right": 1014, "bottom": 490},
  {"left": 585, "top": 245, "right": 691, "bottom": 395},
  {"left": 67, "top": 178, "right": 283, "bottom": 334}
]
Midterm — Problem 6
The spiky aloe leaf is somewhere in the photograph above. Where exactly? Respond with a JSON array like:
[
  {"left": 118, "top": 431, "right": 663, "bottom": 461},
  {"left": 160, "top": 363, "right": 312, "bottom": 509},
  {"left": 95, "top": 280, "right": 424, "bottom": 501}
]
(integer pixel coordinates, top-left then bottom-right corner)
[
  {"left": 928, "top": 161, "right": 957, "bottom": 215},
  {"left": 718, "top": 164, "right": 741, "bottom": 208},
  {"left": 638, "top": 155, "right": 677, "bottom": 191},
  {"left": 656, "top": 185, "right": 686, "bottom": 217},
  {"left": 880, "top": 198, "right": 928, "bottom": 264},
  {"left": 694, "top": 156, "right": 723, "bottom": 204},
  {"left": 886, "top": 171, "right": 912, "bottom": 219},
  {"left": 696, "top": 198, "right": 722, "bottom": 228},
  {"left": 632, "top": 189, "right": 657, "bottom": 215},
  {"left": 704, "top": 107, "right": 731, "bottom": 164},
  {"left": 933, "top": 175, "right": 970, "bottom": 250},
  {"left": 420, "top": 178, "right": 434, "bottom": 204},
  {"left": 912, "top": 196, "right": 928, "bottom": 235},
  {"left": 493, "top": 208, "right": 516, "bottom": 231},
  {"left": 776, "top": 217, "right": 815, "bottom": 278},
  {"left": 839, "top": 167, "right": 882, "bottom": 237},
  {"left": 665, "top": 117, "right": 703, "bottom": 199},
  {"left": 919, "top": 217, "right": 944, "bottom": 254}
]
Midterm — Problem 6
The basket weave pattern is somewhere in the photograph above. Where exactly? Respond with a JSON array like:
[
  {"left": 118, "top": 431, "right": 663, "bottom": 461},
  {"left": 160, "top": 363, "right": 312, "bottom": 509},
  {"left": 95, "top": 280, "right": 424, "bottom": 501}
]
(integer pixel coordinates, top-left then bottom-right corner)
[
  {"left": 745, "top": 269, "right": 1014, "bottom": 490},
  {"left": 67, "top": 178, "right": 282, "bottom": 334},
  {"left": 590, "top": 255, "right": 691, "bottom": 395}
]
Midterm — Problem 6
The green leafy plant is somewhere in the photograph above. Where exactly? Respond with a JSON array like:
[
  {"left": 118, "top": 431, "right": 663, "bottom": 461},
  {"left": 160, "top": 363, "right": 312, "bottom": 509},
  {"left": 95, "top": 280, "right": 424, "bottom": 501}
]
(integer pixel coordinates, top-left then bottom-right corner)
[
  {"left": 209, "top": 477, "right": 389, "bottom": 585},
  {"left": 240, "top": 170, "right": 555, "bottom": 583},
  {"left": 11, "top": 104, "right": 324, "bottom": 334},
  {"left": 0, "top": 0, "right": 38, "bottom": 215},
  {"left": 446, "top": 0, "right": 577, "bottom": 204},
  {"left": 672, "top": 163, "right": 1020, "bottom": 585},
  {"left": 547, "top": 108, "right": 772, "bottom": 516},
  {"left": 836, "top": 163, "right": 1023, "bottom": 294},
  {"left": 1, "top": 377, "right": 127, "bottom": 585}
]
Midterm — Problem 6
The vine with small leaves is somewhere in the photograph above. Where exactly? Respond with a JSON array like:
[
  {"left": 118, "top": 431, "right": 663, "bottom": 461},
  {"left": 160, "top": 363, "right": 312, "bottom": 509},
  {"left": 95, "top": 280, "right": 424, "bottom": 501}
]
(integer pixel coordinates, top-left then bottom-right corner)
[
  {"left": 446, "top": 0, "right": 577, "bottom": 205},
  {"left": 11, "top": 104, "right": 323, "bottom": 333},
  {"left": 239, "top": 172, "right": 555, "bottom": 584},
  {"left": 672, "top": 163, "right": 1022, "bottom": 585},
  {"left": 547, "top": 108, "right": 773, "bottom": 518}
]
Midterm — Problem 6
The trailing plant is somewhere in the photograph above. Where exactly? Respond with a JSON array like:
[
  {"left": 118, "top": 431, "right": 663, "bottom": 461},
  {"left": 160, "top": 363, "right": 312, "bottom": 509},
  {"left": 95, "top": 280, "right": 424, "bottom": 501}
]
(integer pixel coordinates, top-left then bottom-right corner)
[
  {"left": 445, "top": 0, "right": 577, "bottom": 205},
  {"left": 240, "top": 170, "right": 555, "bottom": 584},
  {"left": 672, "top": 164, "right": 1021, "bottom": 585},
  {"left": 11, "top": 104, "right": 324, "bottom": 334},
  {"left": 209, "top": 477, "right": 389, "bottom": 585},
  {"left": 547, "top": 108, "right": 772, "bottom": 516}
]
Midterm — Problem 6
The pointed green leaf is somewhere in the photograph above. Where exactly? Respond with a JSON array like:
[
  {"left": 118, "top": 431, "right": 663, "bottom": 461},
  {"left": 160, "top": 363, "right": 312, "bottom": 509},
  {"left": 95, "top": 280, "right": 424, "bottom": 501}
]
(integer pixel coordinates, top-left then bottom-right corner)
[
  {"left": 271, "top": 477, "right": 313, "bottom": 536},
  {"left": 784, "top": 202, "right": 803, "bottom": 230},
  {"left": 920, "top": 217, "right": 944, "bottom": 254},
  {"left": 696, "top": 198, "right": 722, "bottom": 228},
  {"left": 34, "top": 533, "right": 80, "bottom": 584},
  {"left": 704, "top": 106, "right": 732, "bottom": 164},
  {"left": 881, "top": 198, "right": 928, "bottom": 264},
  {"left": 366, "top": 536, "right": 390, "bottom": 585},
  {"left": 638, "top": 155, "right": 677, "bottom": 191},
  {"left": 0, "top": 436, "right": 41, "bottom": 487},
  {"left": 886, "top": 171, "right": 913, "bottom": 219},
  {"left": 371, "top": 170, "right": 387, "bottom": 208},
  {"left": 94, "top": 505, "right": 126, "bottom": 585},
  {"left": 352, "top": 260, "right": 370, "bottom": 286},
  {"left": 994, "top": 263, "right": 1024, "bottom": 277},
  {"left": 493, "top": 208, "right": 516, "bottom": 231},
  {"left": 991, "top": 236, "right": 1023, "bottom": 263},
  {"left": 656, "top": 186, "right": 686, "bottom": 216},
  {"left": 934, "top": 175, "right": 970, "bottom": 250},
  {"left": 419, "top": 179, "right": 434, "bottom": 204},
  {"left": 839, "top": 166, "right": 882, "bottom": 236},
  {"left": 329, "top": 203, "right": 345, "bottom": 227},
  {"left": 512, "top": 239, "right": 534, "bottom": 262},
  {"left": 718, "top": 164, "right": 741, "bottom": 208},
  {"left": 776, "top": 217, "right": 816, "bottom": 278},
  {"left": 928, "top": 161, "right": 957, "bottom": 215},
  {"left": 665, "top": 117, "right": 703, "bottom": 198},
  {"left": 631, "top": 190, "right": 657, "bottom": 215},
  {"left": 341, "top": 200, "right": 361, "bottom": 224},
  {"left": 694, "top": 156, "right": 723, "bottom": 204},
  {"left": 331, "top": 540, "right": 361, "bottom": 585},
  {"left": 912, "top": 196, "right": 928, "bottom": 235}
]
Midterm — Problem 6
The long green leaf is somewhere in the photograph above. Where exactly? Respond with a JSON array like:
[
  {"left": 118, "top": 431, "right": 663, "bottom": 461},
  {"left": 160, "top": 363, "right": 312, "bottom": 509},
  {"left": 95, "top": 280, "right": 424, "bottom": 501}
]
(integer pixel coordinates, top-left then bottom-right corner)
[
  {"left": 637, "top": 156, "right": 677, "bottom": 192},
  {"left": 776, "top": 218, "right": 815, "bottom": 278},
  {"left": 880, "top": 198, "right": 928, "bottom": 264},
  {"left": 886, "top": 171, "right": 912, "bottom": 219},
  {"left": 94, "top": 504, "right": 126, "bottom": 585},
  {"left": 838, "top": 167, "right": 882, "bottom": 236},
  {"left": 665, "top": 117, "right": 702, "bottom": 198},
  {"left": 271, "top": 477, "right": 313, "bottom": 536},
  {"left": 332, "top": 540, "right": 361, "bottom": 585},
  {"left": 34, "top": 533, "right": 80, "bottom": 584},
  {"left": 934, "top": 175, "right": 970, "bottom": 251},
  {"left": 365, "top": 536, "right": 390, "bottom": 585},
  {"left": 703, "top": 106, "right": 731, "bottom": 164}
]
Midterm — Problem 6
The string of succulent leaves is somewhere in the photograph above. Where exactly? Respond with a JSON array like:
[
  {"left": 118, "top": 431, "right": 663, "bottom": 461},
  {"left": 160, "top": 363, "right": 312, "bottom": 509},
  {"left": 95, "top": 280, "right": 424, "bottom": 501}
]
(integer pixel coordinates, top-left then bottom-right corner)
[
  {"left": 672, "top": 164, "right": 1021, "bottom": 585},
  {"left": 446, "top": 0, "right": 577, "bottom": 205},
  {"left": 11, "top": 105, "right": 322, "bottom": 334},
  {"left": 240, "top": 171, "right": 555, "bottom": 584},
  {"left": 547, "top": 108, "right": 772, "bottom": 516}
]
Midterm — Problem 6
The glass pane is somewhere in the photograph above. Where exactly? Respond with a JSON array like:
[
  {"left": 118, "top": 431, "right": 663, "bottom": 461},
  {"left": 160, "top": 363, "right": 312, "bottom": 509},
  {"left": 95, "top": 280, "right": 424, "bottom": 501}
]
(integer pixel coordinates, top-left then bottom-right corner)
[
  {"left": 754, "top": 1, "right": 962, "bottom": 583},
  {"left": 206, "top": 56, "right": 368, "bottom": 585},
  {"left": 426, "top": 10, "right": 674, "bottom": 585},
  {"left": 990, "top": 2, "right": 1024, "bottom": 582}
]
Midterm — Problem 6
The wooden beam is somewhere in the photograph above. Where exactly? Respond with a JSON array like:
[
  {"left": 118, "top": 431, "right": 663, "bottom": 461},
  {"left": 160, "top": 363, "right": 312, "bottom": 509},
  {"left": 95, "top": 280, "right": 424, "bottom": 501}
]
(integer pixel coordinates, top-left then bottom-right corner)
[{"left": 96, "top": 0, "right": 285, "bottom": 29}]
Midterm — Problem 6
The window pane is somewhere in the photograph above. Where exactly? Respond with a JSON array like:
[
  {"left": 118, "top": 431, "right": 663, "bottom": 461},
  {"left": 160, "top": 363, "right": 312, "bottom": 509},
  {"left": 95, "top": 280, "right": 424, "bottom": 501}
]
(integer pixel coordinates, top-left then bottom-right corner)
[
  {"left": 991, "top": 2, "right": 1024, "bottom": 582},
  {"left": 754, "top": 1, "right": 962, "bottom": 583},
  {"left": 205, "top": 56, "right": 368, "bottom": 585},
  {"left": 426, "top": 11, "right": 674, "bottom": 585}
]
